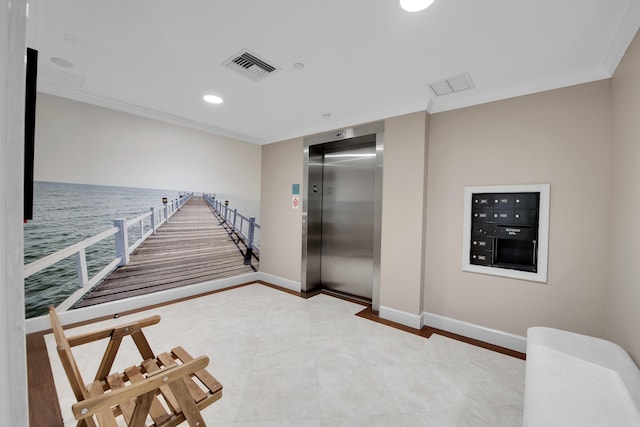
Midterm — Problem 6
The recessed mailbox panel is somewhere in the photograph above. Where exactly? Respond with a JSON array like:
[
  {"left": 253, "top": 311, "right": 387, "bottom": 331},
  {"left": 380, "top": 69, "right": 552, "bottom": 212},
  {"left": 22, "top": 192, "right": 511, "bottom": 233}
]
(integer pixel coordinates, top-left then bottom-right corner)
[{"left": 470, "top": 192, "right": 540, "bottom": 272}]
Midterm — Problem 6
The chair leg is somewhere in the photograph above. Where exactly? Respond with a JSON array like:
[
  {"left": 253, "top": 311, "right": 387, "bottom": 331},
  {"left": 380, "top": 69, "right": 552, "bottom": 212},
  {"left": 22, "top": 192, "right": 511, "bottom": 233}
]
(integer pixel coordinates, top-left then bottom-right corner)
[
  {"left": 129, "top": 390, "right": 156, "bottom": 427},
  {"left": 168, "top": 378, "right": 206, "bottom": 427}
]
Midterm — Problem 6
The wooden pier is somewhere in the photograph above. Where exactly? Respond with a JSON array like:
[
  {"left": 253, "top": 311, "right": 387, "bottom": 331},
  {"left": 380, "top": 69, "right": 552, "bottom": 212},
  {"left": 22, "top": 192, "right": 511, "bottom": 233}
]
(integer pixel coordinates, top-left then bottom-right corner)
[{"left": 74, "top": 197, "right": 257, "bottom": 308}]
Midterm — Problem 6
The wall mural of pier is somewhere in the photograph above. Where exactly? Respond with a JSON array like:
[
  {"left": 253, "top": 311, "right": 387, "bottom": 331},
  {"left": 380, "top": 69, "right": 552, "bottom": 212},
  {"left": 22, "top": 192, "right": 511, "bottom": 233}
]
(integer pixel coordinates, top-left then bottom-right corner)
[{"left": 23, "top": 93, "right": 262, "bottom": 318}]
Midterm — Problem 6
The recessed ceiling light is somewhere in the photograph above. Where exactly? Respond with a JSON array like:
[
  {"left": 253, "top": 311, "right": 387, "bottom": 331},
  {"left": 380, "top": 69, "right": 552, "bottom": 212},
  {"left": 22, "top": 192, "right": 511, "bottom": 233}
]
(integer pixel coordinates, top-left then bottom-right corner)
[
  {"left": 203, "top": 94, "right": 223, "bottom": 104},
  {"left": 51, "top": 57, "right": 74, "bottom": 68},
  {"left": 321, "top": 112, "right": 331, "bottom": 118},
  {"left": 64, "top": 33, "right": 80, "bottom": 44},
  {"left": 400, "top": 0, "right": 435, "bottom": 12},
  {"left": 293, "top": 62, "right": 305, "bottom": 70}
]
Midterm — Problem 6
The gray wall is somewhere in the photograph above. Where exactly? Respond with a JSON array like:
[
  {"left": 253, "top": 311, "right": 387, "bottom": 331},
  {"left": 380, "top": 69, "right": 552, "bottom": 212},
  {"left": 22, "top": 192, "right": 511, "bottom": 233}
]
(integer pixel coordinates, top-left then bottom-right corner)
[{"left": 606, "top": 30, "right": 640, "bottom": 361}]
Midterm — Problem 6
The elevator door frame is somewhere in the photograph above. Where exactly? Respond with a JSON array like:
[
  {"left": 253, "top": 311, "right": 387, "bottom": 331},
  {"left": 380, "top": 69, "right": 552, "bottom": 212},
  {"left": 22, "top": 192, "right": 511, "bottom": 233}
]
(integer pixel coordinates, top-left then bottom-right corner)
[{"left": 302, "top": 121, "right": 384, "bottom": 312}]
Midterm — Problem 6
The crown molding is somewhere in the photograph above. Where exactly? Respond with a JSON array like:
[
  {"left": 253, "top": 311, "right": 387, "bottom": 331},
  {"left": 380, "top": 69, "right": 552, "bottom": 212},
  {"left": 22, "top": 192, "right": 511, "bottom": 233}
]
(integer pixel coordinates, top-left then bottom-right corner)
[
  {"left": 429, "top": 65, "right": 612, "bottom": 114},
  {"left": 37, "top": 1, "right": 640, "bottom": 148},
  {"left": 600, "top": 0, "right": 640, "bottom": 76},
  {"left": 258, "top": 99, "right": 431, "bottom": 145},
  {"left": 37, "top": 80, "right": 261, "bottom": 144}
]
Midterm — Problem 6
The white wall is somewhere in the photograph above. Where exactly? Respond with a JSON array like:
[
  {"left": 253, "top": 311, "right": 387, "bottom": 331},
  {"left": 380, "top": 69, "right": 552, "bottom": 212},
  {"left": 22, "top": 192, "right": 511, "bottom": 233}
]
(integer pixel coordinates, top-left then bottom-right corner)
[
  {"left": 35, "top": 93, "right": 262, "bottom": 199},
  {"left": 1, "top": 0, "right": 29, "bottom": 424}
]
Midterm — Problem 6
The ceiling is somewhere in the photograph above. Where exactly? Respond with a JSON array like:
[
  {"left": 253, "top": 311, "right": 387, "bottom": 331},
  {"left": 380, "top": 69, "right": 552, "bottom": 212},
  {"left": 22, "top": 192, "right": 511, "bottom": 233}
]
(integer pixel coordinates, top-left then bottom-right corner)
[{"left": 26, "top": 0, "right": 640, "bottom": 145}]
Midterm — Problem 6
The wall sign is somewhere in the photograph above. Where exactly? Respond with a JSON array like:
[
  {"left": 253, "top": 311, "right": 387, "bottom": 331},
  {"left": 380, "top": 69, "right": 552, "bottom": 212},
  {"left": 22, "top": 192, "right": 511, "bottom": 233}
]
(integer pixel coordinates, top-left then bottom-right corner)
[
  {"left": 462, "top": 184, "right": 550, "bottom": 283},
  {"left": 292, "top": 183, "right": 300, "bottom": 209}
]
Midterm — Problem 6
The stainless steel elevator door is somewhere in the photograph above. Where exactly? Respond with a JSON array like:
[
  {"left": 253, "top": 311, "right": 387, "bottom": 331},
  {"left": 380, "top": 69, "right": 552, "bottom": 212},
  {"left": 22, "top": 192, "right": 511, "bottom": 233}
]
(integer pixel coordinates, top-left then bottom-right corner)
[{"left": 320, "top": 142, "right": 376, "bottom": 299}]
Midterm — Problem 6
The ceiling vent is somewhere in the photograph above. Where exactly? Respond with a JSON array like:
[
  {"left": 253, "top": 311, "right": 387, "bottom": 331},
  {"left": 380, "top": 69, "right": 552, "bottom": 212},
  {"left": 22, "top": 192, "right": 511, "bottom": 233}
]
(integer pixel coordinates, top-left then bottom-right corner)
[
  {"left": 427, "top": 71, "right": 475, "bottom": 96},
  {"left": 223, "top": 49, "right": 279, "bottom": 81}
]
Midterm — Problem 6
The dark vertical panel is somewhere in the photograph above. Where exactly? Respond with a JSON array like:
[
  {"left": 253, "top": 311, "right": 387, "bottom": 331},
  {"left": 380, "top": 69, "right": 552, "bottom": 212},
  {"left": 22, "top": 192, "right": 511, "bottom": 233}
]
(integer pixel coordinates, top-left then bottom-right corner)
[{"left": 24, "top": 47, "right": 37, "bottom": 221}]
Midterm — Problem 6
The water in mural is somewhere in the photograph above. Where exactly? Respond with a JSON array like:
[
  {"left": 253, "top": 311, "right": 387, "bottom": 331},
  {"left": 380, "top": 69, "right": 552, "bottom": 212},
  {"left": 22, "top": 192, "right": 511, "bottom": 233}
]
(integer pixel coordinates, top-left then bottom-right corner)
[
  {"left": 24, "top": 182, "right": 260, "bottom": 318},
  {"left": 24, "top": 181, "right": 184, "bottom": 318}
]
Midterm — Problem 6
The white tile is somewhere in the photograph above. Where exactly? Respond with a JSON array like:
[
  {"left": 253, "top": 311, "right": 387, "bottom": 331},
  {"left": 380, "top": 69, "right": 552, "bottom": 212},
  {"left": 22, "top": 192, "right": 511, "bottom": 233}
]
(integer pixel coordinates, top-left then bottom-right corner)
[
  {"left": 235, "top": 420, "right": 322, "bottom": 427},
  {"left": 403, "top": 406, "right": 497, "bottom": 427},
  {"left": 469, "top": 404, "right": 524, "bottom": 427},
  {"left": 252, "top": 335, "right": 315, "bottom": 371},
  {"left": 322, "top": 413, "right": 409, "bottom": 427},
  {"left": 45, "top": 283, "right": 524, "bottom": 426},
  {"left": 236, "top": 366, "right": 321, "bottom": 422},
  {"left": 312, "top": 334, "right": 371, "bottom": 369},
  {"left": 378, "top": 361, "right": 467, "bottom": 414},
  {"left": 316, "top": 365, "right": 402, "bottom": 418}
]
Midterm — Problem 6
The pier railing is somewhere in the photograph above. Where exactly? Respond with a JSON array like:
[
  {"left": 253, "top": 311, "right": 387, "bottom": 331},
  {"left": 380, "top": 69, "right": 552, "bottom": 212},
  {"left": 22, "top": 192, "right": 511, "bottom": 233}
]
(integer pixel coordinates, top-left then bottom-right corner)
[
  {"left": 24, "top": 194, "right": 192, "bottom": 312},
  {"left": 203, "top": 194, "right": 260, "bottom": 264}
]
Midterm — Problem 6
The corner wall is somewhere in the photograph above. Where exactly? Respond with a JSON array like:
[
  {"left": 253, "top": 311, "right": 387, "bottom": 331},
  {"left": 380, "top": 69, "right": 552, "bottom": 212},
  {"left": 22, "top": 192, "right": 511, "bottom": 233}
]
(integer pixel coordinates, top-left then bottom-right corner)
[
  {"left": 259, "top": 138, "right": 304, "bottom": 284},
  {"left": 379, "top": 112, "right": 429, "bottom": 325},
  {"left": 424, "top": 80, "right": 612, "bottom": 339},
  {"left": 606, "top": 31, "right": 640, "bottom": 362}
]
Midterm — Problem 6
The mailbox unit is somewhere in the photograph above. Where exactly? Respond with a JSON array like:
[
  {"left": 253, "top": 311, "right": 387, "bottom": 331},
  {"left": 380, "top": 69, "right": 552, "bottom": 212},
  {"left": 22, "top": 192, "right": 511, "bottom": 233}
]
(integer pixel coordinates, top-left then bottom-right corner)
[
  {"left": 470, "top": 192, "right": 540, "bottom": 272},
  {"left": 463, "top": 184, "right": 549, "bottom": 283}
]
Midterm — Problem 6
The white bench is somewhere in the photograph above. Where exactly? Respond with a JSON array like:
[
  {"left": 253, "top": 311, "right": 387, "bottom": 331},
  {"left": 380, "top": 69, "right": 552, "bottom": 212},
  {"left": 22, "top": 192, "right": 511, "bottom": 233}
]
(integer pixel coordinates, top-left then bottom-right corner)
[{"left": 523, "top": 327, "right": 640, "bottom": 427}]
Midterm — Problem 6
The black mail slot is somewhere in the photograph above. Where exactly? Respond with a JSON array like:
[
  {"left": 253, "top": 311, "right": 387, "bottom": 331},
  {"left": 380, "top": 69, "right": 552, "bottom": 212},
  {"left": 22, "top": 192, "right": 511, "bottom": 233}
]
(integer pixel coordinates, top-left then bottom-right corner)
[
  {"left": 472, "top": 208, "right": 492, "bottom": 223},
  {"left": 491, "top": 209, "right": 514, "bottom": 224},
  {"left": 472, "top": 223, "right": 489, "bottom": 236},
  {"left": 493, "top": 194, "right": 514, "bottom": 208},
  {"left": 473, "top": 194, "right": 493, "bottom": 206},
  {"left": 514, "top": 193, "right": 538, "bottom": 209},
  {"left": 471, "top": 237, "right": 492, "bottom": 250},
  {"left": 514, "top": 209, "right": 538, "bottom": 225},
  {"left": 470, "top": 251, "right": 493, "bottom": 266}
]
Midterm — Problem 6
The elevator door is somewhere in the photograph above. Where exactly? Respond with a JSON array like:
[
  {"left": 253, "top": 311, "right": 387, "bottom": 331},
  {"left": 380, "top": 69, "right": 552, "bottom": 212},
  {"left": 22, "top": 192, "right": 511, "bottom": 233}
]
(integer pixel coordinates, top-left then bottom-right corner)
[{"left": 320, "top": 142, "right": 376, "bottom": 299}]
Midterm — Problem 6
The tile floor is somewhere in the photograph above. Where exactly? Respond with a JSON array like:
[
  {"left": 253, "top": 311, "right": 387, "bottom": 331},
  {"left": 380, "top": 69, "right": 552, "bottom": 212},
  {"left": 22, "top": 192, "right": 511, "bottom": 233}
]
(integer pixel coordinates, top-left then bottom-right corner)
[{"left": 45, "top": 283, "right": 525, "bottom": 426}]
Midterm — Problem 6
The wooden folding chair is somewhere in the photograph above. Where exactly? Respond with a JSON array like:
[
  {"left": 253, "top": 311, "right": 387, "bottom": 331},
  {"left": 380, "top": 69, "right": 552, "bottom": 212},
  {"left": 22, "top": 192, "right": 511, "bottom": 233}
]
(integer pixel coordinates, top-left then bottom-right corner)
[{"left": 49, "top": 307, "right": 223, "bottom": 427}]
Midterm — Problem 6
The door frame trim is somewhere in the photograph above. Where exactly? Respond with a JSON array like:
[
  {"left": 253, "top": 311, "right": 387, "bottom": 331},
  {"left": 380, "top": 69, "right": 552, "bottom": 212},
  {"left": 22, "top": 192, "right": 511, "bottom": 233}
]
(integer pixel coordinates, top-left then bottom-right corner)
[{"left": 301, "top": 121, "right": 384, "bottom": 312}]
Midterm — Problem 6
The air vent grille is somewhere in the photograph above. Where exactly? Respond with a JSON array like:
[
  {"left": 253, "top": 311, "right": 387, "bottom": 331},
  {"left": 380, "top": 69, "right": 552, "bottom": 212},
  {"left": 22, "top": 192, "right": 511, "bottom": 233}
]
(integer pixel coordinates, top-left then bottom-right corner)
[
  {"left": 223, "top": 49, "right": 279, "bottom": 81},
  {"left": 427, "top": 71, "right": 475, "bottom": 96}
]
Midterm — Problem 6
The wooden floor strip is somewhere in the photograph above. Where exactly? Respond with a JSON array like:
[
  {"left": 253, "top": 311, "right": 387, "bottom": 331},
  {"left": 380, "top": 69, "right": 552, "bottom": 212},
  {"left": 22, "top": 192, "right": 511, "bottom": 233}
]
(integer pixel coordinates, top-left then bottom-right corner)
[{"left": 27, "top": 331, "right": 64, "bottom": 427}]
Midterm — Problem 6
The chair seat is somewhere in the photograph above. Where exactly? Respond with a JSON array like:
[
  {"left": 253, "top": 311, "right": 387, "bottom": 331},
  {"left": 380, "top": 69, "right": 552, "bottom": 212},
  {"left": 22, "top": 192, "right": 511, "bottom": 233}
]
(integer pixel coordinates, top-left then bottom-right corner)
[
  {"left": 49, "top": 307, "right": 223, "bottom": 427},
  {"left": 80, "top": 347, "right": 222, "bottom": 426}
]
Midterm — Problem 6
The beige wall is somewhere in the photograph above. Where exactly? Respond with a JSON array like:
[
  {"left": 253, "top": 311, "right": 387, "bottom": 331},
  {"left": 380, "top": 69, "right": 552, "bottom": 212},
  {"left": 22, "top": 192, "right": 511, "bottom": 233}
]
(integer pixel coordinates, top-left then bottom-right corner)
[
  {"left": 259, "top": 138, "right": 304, "bottom": 282},
  {"left": 606, "top": 31, "right": 640, "bottom": 361},
  {"left": 35, "top": 93, "right": 262, "bottom": 198},
  {"left": 257, "top": 33, "right": 640, "bottom": 358},
  {"left": 424, "top": 80, "right": 612, "bottom": 338},
  {"left": 259, "top": 114, "right": 430, "bottom": 314},
  {"left": 380, "top": 112, "right": 429, "bottom": 315}
]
